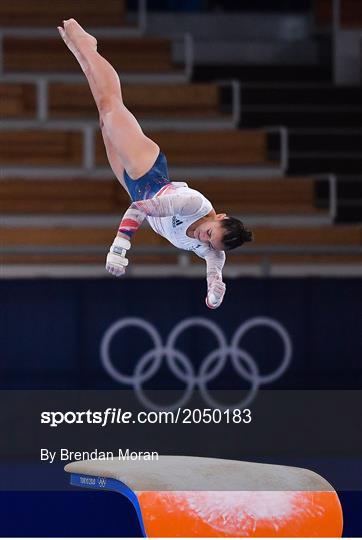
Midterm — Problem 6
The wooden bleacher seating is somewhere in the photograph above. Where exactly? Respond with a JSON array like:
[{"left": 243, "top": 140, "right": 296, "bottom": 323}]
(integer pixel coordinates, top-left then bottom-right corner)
[
  {"left": 0, "top": 0, "right": 125, "bottom": 27},
  {"left": 0, "top": 81, "right": 221, "bottom": 120},
  {"left": 191, "top": 178, "right": 322, "bottom": 215},
  {"left": 0, "top": 177, "right": 325, "bottom": 216},
  {"left": 0, "top": 254, "right": 107, "bottom": 265},
  {"left": 0, "top": 226, "right": 169, "bottom": 247},
  {"left": 0, "top": 82, "right": 222, "bottom": 120},
  {"left": 340, "top": 0, "right": 362, "bottom": 27},
  {"left": 314, "top": 0, "right": 362, "bottom": 27},
  {"left": 0, "top": 129, "right": 272, "bottom": 168},
  {"left": 3, "top": 37, "right": 173, "bottom": 73},
  {"left": 2, "top": 221, "right": 361, "bottom": 267},
  {"left": 194, "top": 253, "right": 362, "bottom": 265},
  {"left": 0, "top": 254, "right": 180, "bottom": 266},
  {"left": 2, "top": 252, "right": 361, "bottom": 267},
  {"left": 96, "top": 130, "right": 273, "bottom": 167},
  {"left": 314, "top": 0, "right": 332, "bottom": 27},
  {"left": 2, "top": 225, "right": 360, "bottom": 248},
  {"left": 0, "top": 83, "right": 36, "bottom": 119},
  {"left": 0, "top": 130, "right": 83, "bottom": 166},
  {"left": 48, "top": 83, "right": 221, "bottom": 119},
  {"left": 0, "top": 179, "right": 129, "bottom": 213},
  {"left": 1, "top": 2, "right": 360, "bottom": 274},
  {"left": 1, "top": 227, "right": 113, "bottom": 247},
  {"left": 251, "top": 225, "right": 361, "bottom": 245}
]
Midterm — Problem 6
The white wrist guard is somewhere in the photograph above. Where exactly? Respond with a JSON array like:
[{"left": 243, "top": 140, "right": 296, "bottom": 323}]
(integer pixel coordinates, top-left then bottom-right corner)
[
  {"left": 205, "top": 277, "right": 226, "bottom": 309},
  {"left": 111, "top": 236, "right": 131, "bottom": 255},
  {"left": 106, "top": 237, "right": 131, "bottom": 277}
]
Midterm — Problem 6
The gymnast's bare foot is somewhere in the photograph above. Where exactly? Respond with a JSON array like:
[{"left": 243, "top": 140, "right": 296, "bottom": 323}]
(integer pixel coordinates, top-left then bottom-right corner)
[{"left": 57, "top": 18, "right": 97, "bottom": 58}]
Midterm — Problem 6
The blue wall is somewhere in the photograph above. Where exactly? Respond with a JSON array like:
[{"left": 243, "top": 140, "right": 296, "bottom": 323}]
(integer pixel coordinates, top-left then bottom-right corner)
[
  {"left": 1, "top": 278, "right": 361, "bottom": 389},
  {"left": 0, "top": 491, "right": 361, "bottom": 537},
  {"left": 0, "top": 279, "right": 362, "bottom": 388},
  {"left": 1, "top": 277, "right": 361, "bottom": 536}
]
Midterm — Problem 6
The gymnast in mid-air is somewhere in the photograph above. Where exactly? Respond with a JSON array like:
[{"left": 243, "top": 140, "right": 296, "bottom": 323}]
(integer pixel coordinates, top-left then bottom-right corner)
[{"left": 58, "top": 19, "right": 253, "bottom": 309}]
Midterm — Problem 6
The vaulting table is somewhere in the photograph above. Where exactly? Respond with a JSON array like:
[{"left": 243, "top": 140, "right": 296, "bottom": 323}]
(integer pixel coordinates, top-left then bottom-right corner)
[{"left": 65, "top": 455, "right": 343, "bottom": 537}]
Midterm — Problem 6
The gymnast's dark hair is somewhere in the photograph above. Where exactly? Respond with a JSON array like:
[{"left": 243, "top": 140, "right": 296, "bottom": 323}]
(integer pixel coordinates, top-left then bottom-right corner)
[{"left": 221, "top": 217, "right": 253, "bottom": 251}]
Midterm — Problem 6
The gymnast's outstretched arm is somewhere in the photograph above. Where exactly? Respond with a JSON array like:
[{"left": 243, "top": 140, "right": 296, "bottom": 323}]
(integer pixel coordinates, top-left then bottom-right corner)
[
  {"left": 194, "top": 246, "right": 226, "bottom": 309},
  {"left": 106, "top": 192, "right": 226, "bottom": 309},
  {"left": 105, "top": 191, "right": 205, "bottom": 276}
]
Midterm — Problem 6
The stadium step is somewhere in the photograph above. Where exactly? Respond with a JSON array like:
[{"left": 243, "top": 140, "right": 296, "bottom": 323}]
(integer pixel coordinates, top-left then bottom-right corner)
[
  {"left": 194, "top": 64, "right": 332, "bottom": 84},
  {"left": 0, "top": 81, "right": 225, "bottom": 121},
  {"left": 315, "top": 0, "right": 362, "bottom": 28},
  {"left": 241, "top": 84, "right": 362, "bottom": 108},
  {"left": 0, "top": 0, "right": 127, "bottom": 27},
  {"left": 289, "top": 131, "right": 362, "bottom": 153},
  {"left": 0, "top": 129, "right": 83, "bottom": 166},
  {"left": 0, "top": 177, "right": 330, "bottom": 219},
  {"left": 3, "top": 37, "right": 175, "bottom": 74},
  {"left": 2, "top": 225, "right": 360, "bottom": 248},
  {"left": 287, "top": 130, "right": 362, "bottom": 175},
  {"left": 267, "top": 125, "right": 362, "bottom": 176},
  {"left": 241, "top": 108, "right": 362, "bottom": 129},
  {"left": 48, "top": 83, "right": 223, "bottom": 120},
  {"left": 2, "top": 253, "right": 361, "bottom": 268},
  {"left": 288, "top": 157, "right": 362, "bottom": 176},
  {"left": 95, "top": 130, "right": 275, "bottom": 167},
  {"left": 0, "top": 83, "right": 37, "bottom": 118},
  {"left": 0, "top": 128, "right": 277, "bottom": 169},
  {"left": 239, "top": 85, "right": 362, "bottom": 128}
]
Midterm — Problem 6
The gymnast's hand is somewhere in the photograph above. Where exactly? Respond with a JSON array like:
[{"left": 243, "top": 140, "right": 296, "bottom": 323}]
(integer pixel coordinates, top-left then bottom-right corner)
[
  {"left": 106, "top": 235, "right": 131, "bottom": 277},
  {"left": 206, "top": 275, "right": 226, "bottom": 309}
]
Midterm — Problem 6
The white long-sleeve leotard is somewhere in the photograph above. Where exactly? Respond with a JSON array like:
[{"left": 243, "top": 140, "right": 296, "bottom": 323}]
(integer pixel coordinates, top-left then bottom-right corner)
[{"left": 118, "top": 182, "right": 226, "bottom": 279}]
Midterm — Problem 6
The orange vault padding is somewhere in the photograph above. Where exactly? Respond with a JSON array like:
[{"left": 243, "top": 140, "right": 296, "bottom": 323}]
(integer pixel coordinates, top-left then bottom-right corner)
[{"left": 65, "top": 455, "right": 343, "bottom": 537}]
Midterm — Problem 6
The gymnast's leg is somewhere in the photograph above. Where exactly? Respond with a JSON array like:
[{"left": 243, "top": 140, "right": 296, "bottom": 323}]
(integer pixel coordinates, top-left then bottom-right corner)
[{"left": 58, "top": 19, "right": 160, "bottom": 182}]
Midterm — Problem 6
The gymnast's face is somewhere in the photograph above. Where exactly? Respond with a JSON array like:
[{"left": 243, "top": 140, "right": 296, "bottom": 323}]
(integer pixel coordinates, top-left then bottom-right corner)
[{"left": 193, "top": 214, "right": 227, "bottom": 251}]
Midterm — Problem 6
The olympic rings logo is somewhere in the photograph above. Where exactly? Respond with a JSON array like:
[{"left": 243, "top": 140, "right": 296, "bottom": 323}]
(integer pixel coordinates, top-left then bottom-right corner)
[
  {"left": 97, "top": 477, "right": 107, "bottom": 488},
  {"left": 100, "top": 317, "right": 292, "bottom": 411}
]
